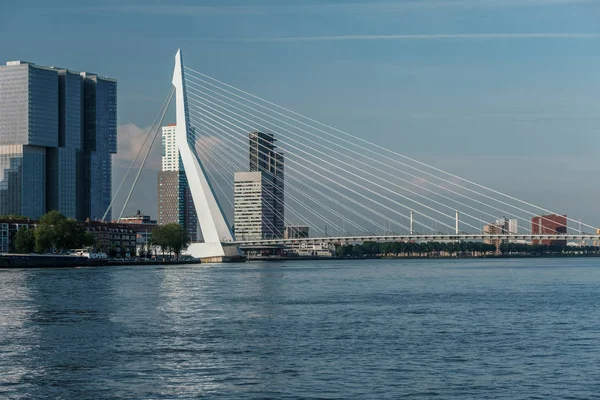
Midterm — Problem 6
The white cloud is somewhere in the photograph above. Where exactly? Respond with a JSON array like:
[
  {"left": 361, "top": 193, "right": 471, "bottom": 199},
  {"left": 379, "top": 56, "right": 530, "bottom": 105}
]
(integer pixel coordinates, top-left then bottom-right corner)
[{"left": 115, "top": 123, "right": 161, "bottom": 171}]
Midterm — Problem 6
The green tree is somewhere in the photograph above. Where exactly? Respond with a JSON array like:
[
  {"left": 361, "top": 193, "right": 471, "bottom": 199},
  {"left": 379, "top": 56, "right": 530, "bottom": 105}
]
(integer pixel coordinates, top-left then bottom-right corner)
[
  {"left": 14, "top": 226, "right": 35, "bottom": 253},
  {"left": 152, "top": 223, "right": 190, "bottom": 259},
  {"left": 34, "top": 211, "right": 93, "bottom": 253}
]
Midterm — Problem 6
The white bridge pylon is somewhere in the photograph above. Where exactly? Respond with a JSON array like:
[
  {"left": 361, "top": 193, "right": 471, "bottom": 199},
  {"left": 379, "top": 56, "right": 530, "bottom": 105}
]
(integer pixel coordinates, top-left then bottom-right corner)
[{"left": 172, "top": 49, "right": 239, "bottom": 259}]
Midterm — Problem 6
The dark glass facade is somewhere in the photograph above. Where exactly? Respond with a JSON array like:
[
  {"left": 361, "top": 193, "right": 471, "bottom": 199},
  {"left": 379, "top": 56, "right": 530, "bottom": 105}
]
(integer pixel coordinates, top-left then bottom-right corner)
[
  {"left": 248, "top": 131, "right": 284, "bottom": 239},
  {"left": 0, "top": 61, "right": 116, "bottom": 220},
  {"left": 81, "top": 74, "right": 117, "bottom": 221}
]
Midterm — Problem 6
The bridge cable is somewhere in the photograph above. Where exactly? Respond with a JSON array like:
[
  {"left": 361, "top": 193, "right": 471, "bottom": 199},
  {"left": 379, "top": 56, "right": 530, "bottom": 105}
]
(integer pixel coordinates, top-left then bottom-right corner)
[
  {"left": 184, "top": 76, "right": 540, "bottom": 234},
  {"left": 187, "top": 113, "right": 358, "bottom": 235},
  {"left": 118, "top": 87, "right": 175, "bottom": 221},
  {"left": 186, "top": 111, "right": 386, "bottom": 234},
  {"left": 101, "top": 88, "right": 174, "bottom": 222},
  {"left": 184, "top": 67, "right": 595, "bottom": 233},
  {"left": 186, "top": 93, "right": 466, "bottom": 233},
  {"left": 185, "top": 81, "right": 507, "bottom": 233},
  {"left": 186, "top": 102, "right": 417, "bottom": 233}
]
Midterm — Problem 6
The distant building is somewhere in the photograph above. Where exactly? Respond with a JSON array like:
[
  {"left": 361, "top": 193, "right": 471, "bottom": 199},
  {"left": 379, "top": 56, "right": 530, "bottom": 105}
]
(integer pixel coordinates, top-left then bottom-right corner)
[
  {"left": 118, "top": 210, "right": 157, "bottom": 255},
  {"left": 157, "top": 124, "right": 198, "bottom": 241},
  {"left": 248, "top": 131, "right": 284, "bottom": 238},
  {"left": 0, "top": 217, "right": 35, "bottom": 253},
  {"left": 234, "top": 172, "right": 274, "bottom": 240},
  {"left": 119, "top": 210, "right": 157, "bottom": 225},
  {"left": 80, "top": 221, "right": 136, "bottom": 257},
  {"left": 482, "top": 218, "right": 518, "bottom": 252},
  {"left": 531, "top": 214, "right": 567, "bottom": 246},
  {"left": 483, "top": 223, "right": 503, "bottom": 252},
  {"left": 0, "top": 60, "right": 116, "bottom": 221},
  {"left": 286, "top": 242, "right": 335, "bottom": 257},
  {"left": 284, "top": 226, "right": 309, "bottom": 239}
]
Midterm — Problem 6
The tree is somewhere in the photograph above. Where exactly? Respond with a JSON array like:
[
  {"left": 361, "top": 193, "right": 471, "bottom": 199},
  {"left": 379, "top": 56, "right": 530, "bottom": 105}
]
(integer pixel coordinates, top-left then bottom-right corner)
[
  {"left": 152, "top": 223, "right": 190, "bottom": 259},
  {"left": 34, "top": 211, "right": 94, "bottom": 253},
  {"left": 14, "top": 226, "right": 35, "bottom": 253}
]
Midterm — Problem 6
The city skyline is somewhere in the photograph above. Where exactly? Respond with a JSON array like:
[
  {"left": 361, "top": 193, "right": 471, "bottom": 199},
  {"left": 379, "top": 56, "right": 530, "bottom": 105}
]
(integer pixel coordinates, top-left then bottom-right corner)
[{"left": 2, "top": 1, "right": 600, "bottom": 225}]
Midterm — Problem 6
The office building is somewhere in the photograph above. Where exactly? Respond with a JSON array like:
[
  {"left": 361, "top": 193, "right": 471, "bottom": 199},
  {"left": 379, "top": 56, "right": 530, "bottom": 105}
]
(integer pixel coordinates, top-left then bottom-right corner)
[
  {"left": 234, "top": 171, "right": 278, "bottom": 240},
  {"left": 532, "top": 214, "right": 567, "bottom": 246},
  {"left": 81, "top": 72, "right": 117, "bottom": 221},
  {"left": 483, "top": 218, "right": 518, "bottom": 252},
  {"left": 243, "top": 131, "right": 284, "bottom": 239},
  {"left": 0, "top": 60, "right": 116, "bottom": 220},
  {"left": 157, "top": 124, "right": 198, "bottom": 241}
]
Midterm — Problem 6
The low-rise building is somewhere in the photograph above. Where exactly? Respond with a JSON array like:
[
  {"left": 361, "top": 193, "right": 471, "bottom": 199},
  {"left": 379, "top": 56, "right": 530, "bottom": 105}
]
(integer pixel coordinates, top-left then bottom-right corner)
[
  {"left": 118, "top": 210, "right": 157, "bottom": 256},
  {"left": 0, "top": 218, "right": 35, "bottom": 253},
  {"left": 81, "top": 221, "right": 136, "bottom": 258},
  {"left": 531, "top": 214, "right": 567, "bottom": 246},
  {"left": 285, "top": 241, "right": 335, "bottom": 257}
]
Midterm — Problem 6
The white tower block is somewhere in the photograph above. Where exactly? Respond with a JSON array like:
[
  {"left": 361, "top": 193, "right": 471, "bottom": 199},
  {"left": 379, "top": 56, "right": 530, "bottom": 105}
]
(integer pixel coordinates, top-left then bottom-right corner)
[{"left": 172, "top": 49, "right": 239, "bottom": 259}]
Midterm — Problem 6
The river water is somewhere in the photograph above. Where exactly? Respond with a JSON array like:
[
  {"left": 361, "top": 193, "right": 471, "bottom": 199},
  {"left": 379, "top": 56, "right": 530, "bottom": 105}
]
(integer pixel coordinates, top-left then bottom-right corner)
[{"left": 1, "top": 258, "right": 599, "bottom": 399}]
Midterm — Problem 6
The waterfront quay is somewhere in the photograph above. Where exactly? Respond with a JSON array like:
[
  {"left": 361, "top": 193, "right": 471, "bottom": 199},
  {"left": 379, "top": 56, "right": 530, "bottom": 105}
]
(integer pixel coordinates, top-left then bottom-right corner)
[{"left": 0, "top": 254, "right": 202, "bottom": 269}]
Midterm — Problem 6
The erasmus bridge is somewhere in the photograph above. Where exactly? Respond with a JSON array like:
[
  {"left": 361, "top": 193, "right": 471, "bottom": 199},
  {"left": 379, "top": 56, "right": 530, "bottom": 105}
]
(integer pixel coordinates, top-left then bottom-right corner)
[{"left": 113, "top": 50, "right": 600, "bottom": 260}]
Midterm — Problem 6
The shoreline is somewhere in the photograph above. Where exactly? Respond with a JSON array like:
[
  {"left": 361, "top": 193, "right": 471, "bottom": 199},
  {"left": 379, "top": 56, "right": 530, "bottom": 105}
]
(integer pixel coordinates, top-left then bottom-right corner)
[{"left": 1, "top": 253, "right": 599, "bottom": 269}]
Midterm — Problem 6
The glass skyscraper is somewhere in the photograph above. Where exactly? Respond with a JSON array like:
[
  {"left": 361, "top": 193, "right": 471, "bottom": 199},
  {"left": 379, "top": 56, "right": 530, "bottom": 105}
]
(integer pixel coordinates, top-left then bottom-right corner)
[{"left": 0, "top": 60, "right": 117, "bottom": 220}]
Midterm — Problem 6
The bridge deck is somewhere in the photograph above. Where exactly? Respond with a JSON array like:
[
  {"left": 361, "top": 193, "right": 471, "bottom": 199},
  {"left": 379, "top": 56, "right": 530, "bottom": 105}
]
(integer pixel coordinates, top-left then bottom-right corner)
[{"left": 228, "top": 234, "right": 600, "bottom": 246}]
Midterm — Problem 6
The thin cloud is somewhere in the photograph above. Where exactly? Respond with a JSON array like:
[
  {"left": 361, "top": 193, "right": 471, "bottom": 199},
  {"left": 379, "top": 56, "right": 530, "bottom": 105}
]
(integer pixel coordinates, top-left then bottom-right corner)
[
  {"left": 59, "top": 0, "right": 596, "bottom": 16},
  {"left": 241, "top": 33, "right": 600, "bottom": 42}
]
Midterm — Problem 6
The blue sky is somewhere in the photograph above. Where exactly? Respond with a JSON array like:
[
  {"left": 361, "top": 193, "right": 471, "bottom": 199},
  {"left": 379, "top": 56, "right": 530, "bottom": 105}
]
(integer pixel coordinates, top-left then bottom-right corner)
[{"left": 1, "top": 0, "right": 600, "bottom": 223}]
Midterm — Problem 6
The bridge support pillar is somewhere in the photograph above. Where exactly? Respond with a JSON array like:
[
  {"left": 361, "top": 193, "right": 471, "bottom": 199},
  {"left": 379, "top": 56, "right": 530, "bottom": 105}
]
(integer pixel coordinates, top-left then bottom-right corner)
[
  {"left": 455, "top": 211, "right": 460, "bottom": 235},
  {"left": 172, "top": 49, "right": 240, "bottom": 260}
]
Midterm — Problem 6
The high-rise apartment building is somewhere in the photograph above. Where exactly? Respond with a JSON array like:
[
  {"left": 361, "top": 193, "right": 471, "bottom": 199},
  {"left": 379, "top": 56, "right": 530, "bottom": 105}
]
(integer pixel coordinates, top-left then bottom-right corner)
[
  {"left": 234, "top": 172, "right": 268, "bottom": 240},
  {"left": 0, "top": 60, "right": 116, "bottom": 220},
  {"left": 157, "top": 124, "right": 198, "bottom": 241},
  {"left": 532, "top": 214, "right": 567, "bottom": 246},
  {"left": 483, "top": 217, "right": 518, "bottom": 251}
]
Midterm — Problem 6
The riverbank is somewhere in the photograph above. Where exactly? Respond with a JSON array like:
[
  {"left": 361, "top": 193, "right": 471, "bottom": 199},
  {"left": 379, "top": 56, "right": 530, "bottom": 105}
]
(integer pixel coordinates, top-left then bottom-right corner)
[
  {"left": 247, "top": 253, "right": 600, "bottom": 262},
  {"left": 0, "top": 254, "right": 202, "bottom": 269}
]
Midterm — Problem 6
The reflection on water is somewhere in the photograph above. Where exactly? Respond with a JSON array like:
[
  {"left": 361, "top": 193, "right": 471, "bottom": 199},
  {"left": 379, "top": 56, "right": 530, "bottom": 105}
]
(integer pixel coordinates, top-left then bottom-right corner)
[{"left": 1, "top": 259, "right": 600, "bottom": 399}]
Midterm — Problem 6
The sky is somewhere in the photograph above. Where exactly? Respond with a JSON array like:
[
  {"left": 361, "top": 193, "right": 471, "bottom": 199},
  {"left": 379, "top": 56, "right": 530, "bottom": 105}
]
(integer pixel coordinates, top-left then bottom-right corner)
[{"left": 1, "top": 0, "right": 600, "bottom": 225}]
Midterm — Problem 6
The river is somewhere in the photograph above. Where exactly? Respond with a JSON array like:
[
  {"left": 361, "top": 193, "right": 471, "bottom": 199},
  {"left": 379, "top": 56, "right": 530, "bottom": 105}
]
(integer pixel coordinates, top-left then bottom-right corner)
[{"left": 1, "top": 258, "right": 599, "bottom": 399}]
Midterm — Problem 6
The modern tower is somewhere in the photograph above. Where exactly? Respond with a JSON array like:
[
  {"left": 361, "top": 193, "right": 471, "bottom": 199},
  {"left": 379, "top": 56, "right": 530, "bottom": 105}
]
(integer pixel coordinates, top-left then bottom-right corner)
[
  {"left": 0, "top": 60, "right": 116, "bottom": 220},
  {"left": 249, "top": 131, "right": 284, "bottom": 238},
  {"left": 234, "top": 132, "right": 284, "bottom": 240},
  {"left": 157, "top": 124, "right": 198, "bottom": 241}
]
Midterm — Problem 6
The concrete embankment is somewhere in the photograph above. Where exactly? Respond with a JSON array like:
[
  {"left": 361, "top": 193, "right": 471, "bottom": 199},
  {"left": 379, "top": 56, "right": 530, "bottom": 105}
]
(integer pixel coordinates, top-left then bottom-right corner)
[{"left": 0, "top": 255, "right": 201, "bottom": 269}]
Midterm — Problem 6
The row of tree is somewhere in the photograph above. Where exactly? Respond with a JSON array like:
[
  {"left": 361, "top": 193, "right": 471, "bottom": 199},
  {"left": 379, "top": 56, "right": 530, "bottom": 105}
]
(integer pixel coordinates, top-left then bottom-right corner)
[
  {"left": 336, "top": 241, "right": 600, "bottom": 258},
  {"left": 14, "top": 211, "right": 94, "bottom": 254},
  {"left": 143, "top": 223, "right": 190, "bottom": 259},
  {"left": 11, "top": 212, "right": 190, "bottom": 259},
  {"left": 498, "top": 242, "right": 600, "bottom": 255}
]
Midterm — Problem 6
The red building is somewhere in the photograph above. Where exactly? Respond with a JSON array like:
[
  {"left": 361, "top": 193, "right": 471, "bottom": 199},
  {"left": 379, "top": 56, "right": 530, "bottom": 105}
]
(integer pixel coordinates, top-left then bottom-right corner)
[{"left": 531, "top": 214, "right": 567, "bottom": 246}]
